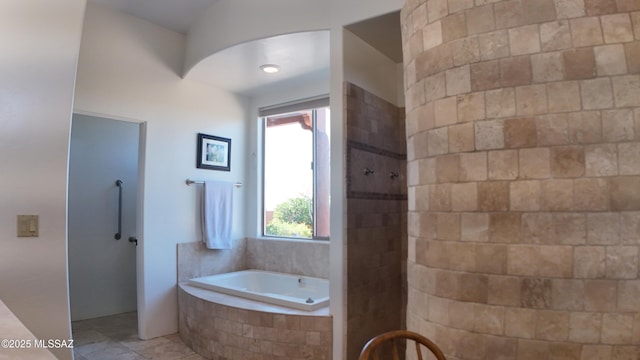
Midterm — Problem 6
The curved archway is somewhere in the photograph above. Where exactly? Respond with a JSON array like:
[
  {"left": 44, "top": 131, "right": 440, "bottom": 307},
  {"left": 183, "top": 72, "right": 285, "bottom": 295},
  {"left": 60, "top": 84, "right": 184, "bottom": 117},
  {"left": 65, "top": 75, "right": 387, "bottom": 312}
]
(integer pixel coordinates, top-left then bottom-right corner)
[
  {"left": 184, "top": 30, "right": 330, "bottom": 96},
  {"left": 183, "top": 0, "right": 330, "bottom": 75}
]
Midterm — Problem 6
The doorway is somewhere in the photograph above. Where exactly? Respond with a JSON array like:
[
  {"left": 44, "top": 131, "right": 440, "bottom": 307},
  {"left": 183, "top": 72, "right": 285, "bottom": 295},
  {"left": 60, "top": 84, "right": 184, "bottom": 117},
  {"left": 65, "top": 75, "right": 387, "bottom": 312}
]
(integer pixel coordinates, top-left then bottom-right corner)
[{"left": 68, "top": 114, "right": 141, "bottom": 323}]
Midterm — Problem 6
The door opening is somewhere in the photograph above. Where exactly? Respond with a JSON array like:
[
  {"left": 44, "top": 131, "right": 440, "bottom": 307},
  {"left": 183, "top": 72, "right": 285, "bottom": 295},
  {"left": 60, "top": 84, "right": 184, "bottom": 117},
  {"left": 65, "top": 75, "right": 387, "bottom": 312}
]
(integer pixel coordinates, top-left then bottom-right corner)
[{"left": 68, "top": 114, "right": 141, "bottom": 330}]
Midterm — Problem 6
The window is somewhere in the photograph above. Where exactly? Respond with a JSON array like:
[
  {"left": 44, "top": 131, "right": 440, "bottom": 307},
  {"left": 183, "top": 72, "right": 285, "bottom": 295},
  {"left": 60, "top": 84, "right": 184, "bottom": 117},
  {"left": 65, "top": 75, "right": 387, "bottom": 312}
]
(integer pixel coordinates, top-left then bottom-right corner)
[{"left": 261, "top": 98, "right": 330, "bottom": 239}]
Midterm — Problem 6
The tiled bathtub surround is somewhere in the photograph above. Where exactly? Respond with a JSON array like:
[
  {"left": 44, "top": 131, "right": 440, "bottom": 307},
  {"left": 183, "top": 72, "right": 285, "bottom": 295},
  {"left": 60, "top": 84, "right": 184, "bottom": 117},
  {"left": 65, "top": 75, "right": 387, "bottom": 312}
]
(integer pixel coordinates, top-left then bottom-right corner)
[
  {"left": 245, "top": 237, "right": 330, "bottom": 279},
  {"left": 345, "top": 82, "right": 408, "bottom": 360},
  {"left": 401, "top": 0, "right": 640, "bottom": 359},
  {"left": 177, "top": 238, "right": 332, "bottom": 359},
  {"left": 177, "top": 240, "right": 246, "bottom": 282},
  {"left": 179, "top": 285, "right": 332, "bottom": 360},
  {"left": 177, "top": 238, "right": 329, "bottom": 282}
]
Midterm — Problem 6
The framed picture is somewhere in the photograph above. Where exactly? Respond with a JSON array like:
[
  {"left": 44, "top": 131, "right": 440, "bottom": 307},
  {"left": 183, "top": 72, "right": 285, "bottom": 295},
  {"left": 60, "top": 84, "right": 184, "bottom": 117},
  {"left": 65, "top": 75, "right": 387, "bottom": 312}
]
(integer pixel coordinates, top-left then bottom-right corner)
[{"left": 197, "top": 133, "right": 231, "bottom": 171}]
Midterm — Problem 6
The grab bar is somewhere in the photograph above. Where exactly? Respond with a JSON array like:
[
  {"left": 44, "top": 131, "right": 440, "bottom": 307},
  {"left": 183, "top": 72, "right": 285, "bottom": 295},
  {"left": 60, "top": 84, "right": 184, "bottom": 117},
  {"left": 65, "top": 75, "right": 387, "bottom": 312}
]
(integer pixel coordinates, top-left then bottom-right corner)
[{"left": 115, "top": 179, "right": 123, "bottom": 240}]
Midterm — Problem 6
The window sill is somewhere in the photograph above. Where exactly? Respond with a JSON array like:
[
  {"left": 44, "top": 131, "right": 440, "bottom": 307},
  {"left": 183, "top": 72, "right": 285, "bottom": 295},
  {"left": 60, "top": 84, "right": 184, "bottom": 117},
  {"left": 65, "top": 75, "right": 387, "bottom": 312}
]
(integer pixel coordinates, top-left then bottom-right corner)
[{"left": 253, "top": 236, "right": 330, "bottom": 244}]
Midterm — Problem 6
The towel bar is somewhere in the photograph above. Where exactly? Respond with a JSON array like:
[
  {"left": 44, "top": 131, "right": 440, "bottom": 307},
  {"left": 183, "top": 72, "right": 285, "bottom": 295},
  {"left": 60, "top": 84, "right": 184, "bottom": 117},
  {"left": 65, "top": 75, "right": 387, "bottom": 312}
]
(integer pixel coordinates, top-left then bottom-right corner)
[{"left": 186, "top": 179, "right": 242, "bottom": 188}]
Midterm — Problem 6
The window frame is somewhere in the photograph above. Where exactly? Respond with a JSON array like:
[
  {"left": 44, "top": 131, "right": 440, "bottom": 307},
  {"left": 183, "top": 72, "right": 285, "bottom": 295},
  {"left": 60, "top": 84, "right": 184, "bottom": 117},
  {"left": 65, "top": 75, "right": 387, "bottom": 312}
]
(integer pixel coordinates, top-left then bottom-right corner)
[{"left": 259, "top": 97, "right": 330, "bottom": 241}]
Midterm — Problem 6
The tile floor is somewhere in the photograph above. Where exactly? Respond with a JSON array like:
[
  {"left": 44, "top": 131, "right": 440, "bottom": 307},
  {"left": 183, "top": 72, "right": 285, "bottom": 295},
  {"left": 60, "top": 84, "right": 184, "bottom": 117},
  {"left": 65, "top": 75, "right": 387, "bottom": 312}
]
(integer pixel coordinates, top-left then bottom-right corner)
[{"left": 72, "top": 312, "right": 205, "bottom": 360}]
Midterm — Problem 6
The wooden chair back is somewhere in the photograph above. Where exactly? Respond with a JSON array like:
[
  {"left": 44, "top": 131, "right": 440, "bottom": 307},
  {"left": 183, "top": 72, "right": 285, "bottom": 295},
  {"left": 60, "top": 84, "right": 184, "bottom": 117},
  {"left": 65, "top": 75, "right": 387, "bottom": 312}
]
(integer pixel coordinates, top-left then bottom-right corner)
[{"left": 358, "top": 330, "right": 446, "bottom": 360}]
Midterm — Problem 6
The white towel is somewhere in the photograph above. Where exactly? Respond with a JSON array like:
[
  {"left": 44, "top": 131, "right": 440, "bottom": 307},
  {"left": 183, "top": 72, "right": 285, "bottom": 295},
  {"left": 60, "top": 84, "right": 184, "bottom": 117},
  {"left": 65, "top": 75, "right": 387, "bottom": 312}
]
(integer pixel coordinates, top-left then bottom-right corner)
[{"left": 201, "top": 180, "right": 233, "bottom": 249}]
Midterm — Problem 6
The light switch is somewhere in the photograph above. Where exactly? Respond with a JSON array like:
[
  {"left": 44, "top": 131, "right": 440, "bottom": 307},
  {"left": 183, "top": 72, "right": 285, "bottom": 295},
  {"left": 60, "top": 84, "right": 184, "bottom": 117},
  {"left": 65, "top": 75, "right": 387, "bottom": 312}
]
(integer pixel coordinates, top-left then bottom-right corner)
[{"left": 17, "top": 215, "right": 38, "bottom": 237}]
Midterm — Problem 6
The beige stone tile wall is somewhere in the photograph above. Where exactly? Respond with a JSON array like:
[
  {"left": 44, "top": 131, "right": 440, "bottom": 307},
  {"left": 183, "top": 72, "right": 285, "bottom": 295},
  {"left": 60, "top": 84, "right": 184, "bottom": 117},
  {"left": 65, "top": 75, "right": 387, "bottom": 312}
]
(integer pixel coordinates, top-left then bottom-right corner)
[
  {"left": 245, "top": 238, "right": 330, "bottom": 279},
  {"left": 177, "top": 238, "right": 329, "bottom": 283},
  {"left": 178, "top": 287, "right": 332, "bottom": 360},
  {"left": 177, "top": 240, "right": 247, "bottom": 282},
  {"left": 344, "top": 83, "right": 408, "bottom": 360},
  {"left": 402, "top": 0, "right": 640, "bottom": 359}
]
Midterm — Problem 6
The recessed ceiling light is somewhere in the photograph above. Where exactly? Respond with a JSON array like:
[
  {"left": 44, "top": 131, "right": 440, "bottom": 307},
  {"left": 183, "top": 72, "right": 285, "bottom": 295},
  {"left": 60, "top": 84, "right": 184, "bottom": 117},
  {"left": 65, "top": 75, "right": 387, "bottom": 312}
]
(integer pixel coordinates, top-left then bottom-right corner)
[{"left": 260, "top": 64, "right": 280, "bottom": 73}]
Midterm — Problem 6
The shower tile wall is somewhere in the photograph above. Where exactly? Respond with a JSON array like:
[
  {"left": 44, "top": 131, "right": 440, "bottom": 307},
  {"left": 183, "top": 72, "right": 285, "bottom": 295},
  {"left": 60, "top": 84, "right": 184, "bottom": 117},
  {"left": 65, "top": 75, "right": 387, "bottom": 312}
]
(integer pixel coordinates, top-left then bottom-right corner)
[
  {"left": 401, "top": 0, "right": 640, "bottom": 359},
  {"left": 345, "top": 82, "right": 407, "bottom": 360}
]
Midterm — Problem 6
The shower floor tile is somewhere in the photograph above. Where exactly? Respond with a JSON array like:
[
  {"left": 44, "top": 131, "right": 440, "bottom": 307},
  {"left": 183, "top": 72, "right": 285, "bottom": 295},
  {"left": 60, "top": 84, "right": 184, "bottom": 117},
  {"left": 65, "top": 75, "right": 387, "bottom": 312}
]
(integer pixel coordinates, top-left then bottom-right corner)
[{"left": 72, "top": 312, "right": 205, "bottom": 360}]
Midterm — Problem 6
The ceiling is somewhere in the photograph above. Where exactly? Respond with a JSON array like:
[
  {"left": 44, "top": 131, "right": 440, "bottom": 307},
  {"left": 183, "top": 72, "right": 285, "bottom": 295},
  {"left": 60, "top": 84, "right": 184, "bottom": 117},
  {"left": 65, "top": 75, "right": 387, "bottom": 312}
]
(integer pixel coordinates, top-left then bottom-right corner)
[
  {"left": 89, "top": 0, "right": 218, "bottom": 34},
  {"left": 186, "top": 31, "right": 331, "bottom": 96},
  {"left": 87, "top": 0, "right": 402, "bottom": 96},
  {"left": 345, "top": 12, "right": 402, "bottom": 63}
]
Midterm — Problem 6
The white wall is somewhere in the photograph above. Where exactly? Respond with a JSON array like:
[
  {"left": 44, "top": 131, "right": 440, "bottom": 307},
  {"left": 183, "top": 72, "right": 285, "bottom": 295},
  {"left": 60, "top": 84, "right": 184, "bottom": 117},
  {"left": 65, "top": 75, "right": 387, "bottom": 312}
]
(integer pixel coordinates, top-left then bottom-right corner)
[
  {"left": 73, "top": 2, "right": 248, "bottom": 339},
  {"left": 0, "top": 1, "right": 86, "bottom": 359},
  {"left": 343, "top": 29, "right": 404, "bottom": 107}
]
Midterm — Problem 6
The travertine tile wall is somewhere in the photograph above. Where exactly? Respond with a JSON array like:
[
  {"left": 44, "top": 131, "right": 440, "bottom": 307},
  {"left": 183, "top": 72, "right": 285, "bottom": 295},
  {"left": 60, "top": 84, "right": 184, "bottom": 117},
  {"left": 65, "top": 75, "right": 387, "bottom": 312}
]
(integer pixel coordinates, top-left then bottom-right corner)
[
  {"left": 177, "top": 240, "right": 246, "bottom": 282},
  {"left": 179, "top": 288, "right": 332, "bottom": 360},
  {"left": 177, "top": 238, "right": 329, "bottom": 282},
  {"left": 401, "top": 0, "right": 640, "bottom": 359},
  {"left": 245, "top": 237, "right": 330, "bottom": 279},
  {"left": 345, "top": 82, "right": 408, "bottom": 360}
]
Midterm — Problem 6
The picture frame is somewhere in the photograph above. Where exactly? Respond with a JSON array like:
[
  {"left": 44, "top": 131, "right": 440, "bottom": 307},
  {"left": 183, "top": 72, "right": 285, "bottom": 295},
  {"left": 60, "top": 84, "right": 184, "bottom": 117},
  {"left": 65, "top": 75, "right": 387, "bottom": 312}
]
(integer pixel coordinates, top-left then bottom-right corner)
[{"left": 197, "top": 133, "right": 231, "bottom": 171}]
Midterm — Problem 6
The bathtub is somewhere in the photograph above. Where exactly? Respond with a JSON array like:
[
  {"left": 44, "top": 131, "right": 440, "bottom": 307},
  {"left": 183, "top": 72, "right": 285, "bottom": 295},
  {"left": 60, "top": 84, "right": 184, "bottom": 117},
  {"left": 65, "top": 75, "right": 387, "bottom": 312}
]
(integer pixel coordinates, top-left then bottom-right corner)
[{"left": 187, "top": 269, "right": 330, "bottom": 311}]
